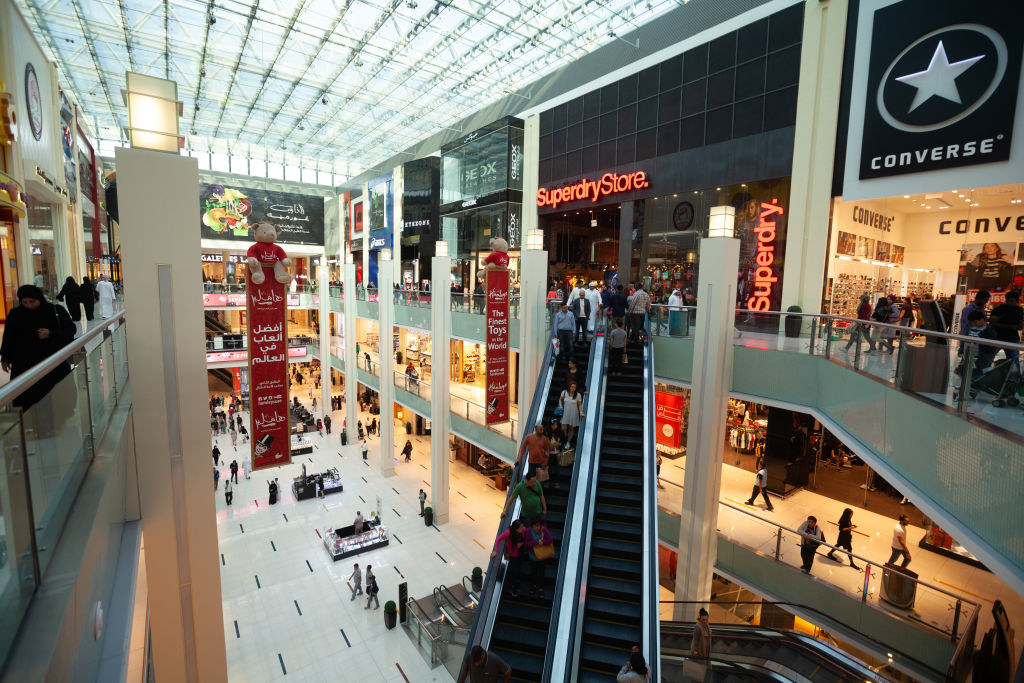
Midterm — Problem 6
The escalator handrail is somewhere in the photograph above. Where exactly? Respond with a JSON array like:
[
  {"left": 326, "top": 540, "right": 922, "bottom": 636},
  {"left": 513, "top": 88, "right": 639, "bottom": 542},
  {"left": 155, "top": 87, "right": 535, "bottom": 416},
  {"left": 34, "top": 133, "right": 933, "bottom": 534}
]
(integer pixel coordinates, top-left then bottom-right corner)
[
  {"left": 434, "top": 586, "right": 474, "bottom": 627},
  {"left": 662, "top": 653, "right": 791, "bottom": 682},
  {"left": 464, "top": 314, "right": 560, "bottom": 660},
  {"left": 659, "top": 600, "right": 947, "bottom": 679},
  {"left": 641, "top": 312, "right": 660, "bottom": 682},
  {"left": 544, "top": 319, "right": 608, "bottom": 682}
]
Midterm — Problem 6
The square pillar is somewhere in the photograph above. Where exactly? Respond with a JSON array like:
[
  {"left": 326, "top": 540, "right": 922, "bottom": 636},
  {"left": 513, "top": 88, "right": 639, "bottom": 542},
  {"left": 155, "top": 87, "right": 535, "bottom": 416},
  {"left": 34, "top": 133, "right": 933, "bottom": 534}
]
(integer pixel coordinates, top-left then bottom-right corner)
[
  {"left": 343, "top": 261, "right": 358, "bottom": 443},
  {"left": 430, "top": 254, "right": 452, "bottom": 524},
  {"left": 318, "top": 263, "right": 331, "bottom": 414},
  {"left": 115, "top": 147, "right": 227, "bottom": 682},
  {"left": 377, "top": 253, "right": 395, "bottom": 477},
  {"left": 673, "top": 235, "right": 739, "bottom": 623},
  {"left": 516, "top": 244, "right": 549, "bottom": 443}
]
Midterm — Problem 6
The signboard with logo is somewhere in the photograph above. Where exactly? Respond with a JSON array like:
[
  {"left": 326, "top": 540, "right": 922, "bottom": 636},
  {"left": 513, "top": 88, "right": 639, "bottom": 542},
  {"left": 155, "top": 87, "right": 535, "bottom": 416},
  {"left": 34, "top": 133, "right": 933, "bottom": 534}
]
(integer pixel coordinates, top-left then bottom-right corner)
[
  {"left": 655, "top": 390, "right": 685, "bottom": 450},
  {"left": 246, "top": 266, "right": 291, "bottom": 471},
  {"left": 843, "top": 0, "right": 1024, "bottom": 200},
  {"left": 207, "top": 346, "right": 307, "bottom": 364},
  {"left": 485, "top": 268, "right": 510, "bottom": 425},
  {"left": 199, "top": 182, "right": 324, "bottom": 245},
  {"left": 367, "top": 173, "right": 393, "bottom": 251}
]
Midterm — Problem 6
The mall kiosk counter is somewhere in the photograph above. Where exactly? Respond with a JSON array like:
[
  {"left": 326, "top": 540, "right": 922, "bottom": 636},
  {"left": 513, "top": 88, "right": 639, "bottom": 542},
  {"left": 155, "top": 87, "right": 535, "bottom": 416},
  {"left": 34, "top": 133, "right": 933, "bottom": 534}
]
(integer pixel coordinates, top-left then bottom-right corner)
[
  {"left": 323, "top": 516, "right": 389, "bottom": 561},
  {"left": 292, "top": 467, "right": 343, "bottom": 501},
  {"left": 291, "top": 435, "right": 314, "bottom": 457}
]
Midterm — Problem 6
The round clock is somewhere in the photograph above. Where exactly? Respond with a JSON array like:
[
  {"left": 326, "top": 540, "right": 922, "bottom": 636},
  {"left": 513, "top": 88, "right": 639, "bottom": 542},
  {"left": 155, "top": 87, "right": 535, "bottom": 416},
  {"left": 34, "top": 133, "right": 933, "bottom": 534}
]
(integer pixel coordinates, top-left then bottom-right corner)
[
  {"left": 25, "top": 63, "right": 43, "bottom": 141},
  {"left": 672, "top": 201, "right": 694, "bottom": 231}
]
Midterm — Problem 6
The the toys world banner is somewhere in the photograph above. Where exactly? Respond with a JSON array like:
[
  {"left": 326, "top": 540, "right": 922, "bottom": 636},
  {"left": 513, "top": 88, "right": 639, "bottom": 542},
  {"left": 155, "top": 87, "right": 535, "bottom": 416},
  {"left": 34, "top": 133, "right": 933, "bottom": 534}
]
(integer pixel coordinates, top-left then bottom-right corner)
[{"left": 485, "top": 268, "right": 510, "bottom": 425}]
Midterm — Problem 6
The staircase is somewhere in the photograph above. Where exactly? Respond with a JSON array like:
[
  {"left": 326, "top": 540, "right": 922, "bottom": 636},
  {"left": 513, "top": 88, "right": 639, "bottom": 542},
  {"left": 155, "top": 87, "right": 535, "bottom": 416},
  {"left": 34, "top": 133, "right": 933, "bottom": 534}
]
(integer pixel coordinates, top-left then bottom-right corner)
[
  {"left": 487, "top": 340, "right": 590, "bottom": 681},
  {"left": 577, "top": 337, "right": 647, "bottom": 681}
]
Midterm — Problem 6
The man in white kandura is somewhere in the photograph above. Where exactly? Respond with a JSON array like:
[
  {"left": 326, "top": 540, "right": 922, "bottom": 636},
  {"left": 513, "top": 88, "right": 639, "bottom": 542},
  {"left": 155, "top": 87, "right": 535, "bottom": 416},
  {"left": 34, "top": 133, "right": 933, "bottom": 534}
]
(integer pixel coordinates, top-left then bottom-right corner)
[{"left": 96, "top": 275, "right": 116, "bottom": 319}]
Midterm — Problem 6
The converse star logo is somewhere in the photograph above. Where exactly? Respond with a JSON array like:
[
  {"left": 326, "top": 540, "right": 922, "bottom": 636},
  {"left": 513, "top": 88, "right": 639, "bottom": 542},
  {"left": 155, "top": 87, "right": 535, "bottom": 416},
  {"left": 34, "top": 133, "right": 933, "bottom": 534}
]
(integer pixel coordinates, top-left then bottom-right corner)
[{"left": 894, "top": 41, "right": 984, "bottom": 113}]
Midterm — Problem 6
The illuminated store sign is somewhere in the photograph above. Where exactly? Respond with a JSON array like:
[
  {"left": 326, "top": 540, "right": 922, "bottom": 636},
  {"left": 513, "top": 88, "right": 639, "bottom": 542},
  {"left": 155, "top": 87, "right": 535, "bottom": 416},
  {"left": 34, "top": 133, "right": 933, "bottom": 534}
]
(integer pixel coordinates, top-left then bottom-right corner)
[
  {"left": 746, "top": 200, "right": 784, "bottom": 311},
  {"left": 537, "top": 171, "right": 649, "bottom": 209}
]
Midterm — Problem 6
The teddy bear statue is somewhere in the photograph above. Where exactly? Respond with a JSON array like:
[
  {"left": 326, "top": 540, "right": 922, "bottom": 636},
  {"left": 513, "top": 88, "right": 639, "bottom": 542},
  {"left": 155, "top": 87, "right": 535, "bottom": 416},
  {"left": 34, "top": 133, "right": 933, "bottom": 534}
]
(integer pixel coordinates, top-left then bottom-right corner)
[
  {"left": 246, "top": 221, "right": 293, "bottom": 285},
  {"left": 482, "top": 237, "right": 510, "bottom": 269}
]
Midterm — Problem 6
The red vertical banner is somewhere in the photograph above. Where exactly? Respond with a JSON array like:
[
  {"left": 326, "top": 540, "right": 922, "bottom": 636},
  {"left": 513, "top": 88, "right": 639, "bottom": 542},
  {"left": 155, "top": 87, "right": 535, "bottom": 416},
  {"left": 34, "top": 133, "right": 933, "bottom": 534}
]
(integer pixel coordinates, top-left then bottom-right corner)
[
  {"left": 486, "top": 268, "right": 510, "bottom": 425},
  {"left": 655, "top": 390, "right": 684, "bottom": 449},
  {"left": 232, "top": 367, "right": 241, "bottom": 392},
  {"left": 247, "top": 270, "right": 291, "bottom": 470}
]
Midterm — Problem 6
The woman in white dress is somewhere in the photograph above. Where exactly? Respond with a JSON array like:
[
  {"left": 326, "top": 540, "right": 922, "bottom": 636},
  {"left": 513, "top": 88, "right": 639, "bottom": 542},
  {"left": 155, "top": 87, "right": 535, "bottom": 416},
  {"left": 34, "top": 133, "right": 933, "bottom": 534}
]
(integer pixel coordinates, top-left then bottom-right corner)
[{"left": 558, "top": 382, "right": 584, "bottom": 444}]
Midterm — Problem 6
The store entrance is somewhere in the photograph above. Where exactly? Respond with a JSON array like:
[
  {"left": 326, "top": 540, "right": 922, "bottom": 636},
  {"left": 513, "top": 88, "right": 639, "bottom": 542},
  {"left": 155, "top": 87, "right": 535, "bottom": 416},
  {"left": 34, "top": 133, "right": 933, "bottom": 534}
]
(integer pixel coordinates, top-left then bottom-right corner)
[{"left": 541, "top": 204, "right": 621, "bottom": 285}]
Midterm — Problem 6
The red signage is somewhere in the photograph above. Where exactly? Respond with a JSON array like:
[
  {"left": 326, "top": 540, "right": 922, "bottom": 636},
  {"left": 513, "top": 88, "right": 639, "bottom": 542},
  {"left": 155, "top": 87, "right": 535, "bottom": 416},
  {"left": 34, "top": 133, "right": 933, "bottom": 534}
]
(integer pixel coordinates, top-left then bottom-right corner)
[
  {"left": 204, "top": 292, "right": 318, "bottom": 307},
  {"left": 746, "top": 199, "right": 784, "bottom": 311},
  {"left": 247, "top": 266, "right": 291, "bottom": 471},
  {"left": 485, "top": 268, "right": 510, "bottom": 425},
  {"left": 655, "top": 390, "right": 684, "bottom": 449},
  {"left": 537, "top": 171, "right": 649, "bottom": 209}
]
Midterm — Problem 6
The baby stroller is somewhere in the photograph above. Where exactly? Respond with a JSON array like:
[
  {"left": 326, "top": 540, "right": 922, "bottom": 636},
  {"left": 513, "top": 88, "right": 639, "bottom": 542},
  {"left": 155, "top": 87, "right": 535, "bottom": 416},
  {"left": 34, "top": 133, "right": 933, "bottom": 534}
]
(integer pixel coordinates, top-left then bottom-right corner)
[{"left": 969, "top": 357, "right": 1021, "bottom": 407}]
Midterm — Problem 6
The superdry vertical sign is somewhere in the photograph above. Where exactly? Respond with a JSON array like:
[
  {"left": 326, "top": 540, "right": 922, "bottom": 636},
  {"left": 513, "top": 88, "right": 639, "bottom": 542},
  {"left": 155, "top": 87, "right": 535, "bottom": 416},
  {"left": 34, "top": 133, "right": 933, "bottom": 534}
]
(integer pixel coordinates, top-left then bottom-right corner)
[
  {"left": 843, "top": 0, "right": 1024, "bottom": 200},
  {"left": 485, "top": 268, "right": 510, "bottom": 425},
  {"left": 247, "top": 267, "right": 291, "bottom": 470}
]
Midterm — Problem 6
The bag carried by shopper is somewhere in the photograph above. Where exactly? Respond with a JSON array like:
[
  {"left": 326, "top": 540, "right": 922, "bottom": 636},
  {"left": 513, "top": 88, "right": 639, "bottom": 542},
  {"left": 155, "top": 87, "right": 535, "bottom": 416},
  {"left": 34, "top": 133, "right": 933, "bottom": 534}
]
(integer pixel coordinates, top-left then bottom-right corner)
[
  {"left": 558, "top": 447, "right": 575, "bottom": 467},
  {"left": 535, "top": 466, "right": 550, "bottom": 483},
  {"left": 532, "top": 543, "right": 555, "bottom": 560}
]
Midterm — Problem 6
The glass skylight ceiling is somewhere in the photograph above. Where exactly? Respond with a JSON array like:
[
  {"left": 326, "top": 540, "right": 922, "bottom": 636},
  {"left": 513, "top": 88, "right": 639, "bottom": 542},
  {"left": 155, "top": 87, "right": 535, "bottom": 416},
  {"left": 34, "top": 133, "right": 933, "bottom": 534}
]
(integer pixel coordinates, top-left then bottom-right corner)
[{"left": 17, "top": 0, "right": 686, "bottom": 183}]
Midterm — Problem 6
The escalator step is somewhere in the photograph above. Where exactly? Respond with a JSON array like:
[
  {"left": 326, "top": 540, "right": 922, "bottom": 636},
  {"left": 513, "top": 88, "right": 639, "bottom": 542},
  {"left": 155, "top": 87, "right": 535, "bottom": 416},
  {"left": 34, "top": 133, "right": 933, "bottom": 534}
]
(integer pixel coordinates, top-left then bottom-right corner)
[
  {"left": 589, "top": 574, "right": 642, "bottom": 601},
  {"left": 583, "top": 616, "right": 641, "bottom": 647},
  {"left": 580, "top": 641, "right": 631, "bottom": 674},
  {"left": 491, "top": 622, "right": 548, "bottom": 650},
  {"left": 593, "top": 519, "right": 643, "bottom": 539},
  {"left": 487, "top": 647, "right": 543, "bottom": 681},
  {"left": 585, "top": 595, "right": 642, "bottom": 621}
]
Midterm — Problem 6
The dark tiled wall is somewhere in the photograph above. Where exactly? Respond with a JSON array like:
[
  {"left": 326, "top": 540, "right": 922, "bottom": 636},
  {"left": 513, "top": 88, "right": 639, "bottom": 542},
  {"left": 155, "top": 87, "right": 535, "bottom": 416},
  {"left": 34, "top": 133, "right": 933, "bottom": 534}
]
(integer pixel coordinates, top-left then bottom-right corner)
[{"left": 539, "top": 4, "right": 804, "bottom": 184}]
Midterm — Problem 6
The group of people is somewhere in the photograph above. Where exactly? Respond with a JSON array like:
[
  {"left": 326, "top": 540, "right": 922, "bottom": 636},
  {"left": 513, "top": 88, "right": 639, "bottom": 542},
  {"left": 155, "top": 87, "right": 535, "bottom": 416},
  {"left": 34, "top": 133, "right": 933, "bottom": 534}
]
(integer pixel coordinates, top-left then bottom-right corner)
[
  {"left": 957, "top": 289, "right": 1023, "bottom": 377},
  {"left": 54, "top": 274, "right": 118, "bottom": 321},
  {"left": 551, "top": 280, "right": 653, "bottom": 363},
  {"left": 843, "top": 292, "right": 919, "bottom": 354}
]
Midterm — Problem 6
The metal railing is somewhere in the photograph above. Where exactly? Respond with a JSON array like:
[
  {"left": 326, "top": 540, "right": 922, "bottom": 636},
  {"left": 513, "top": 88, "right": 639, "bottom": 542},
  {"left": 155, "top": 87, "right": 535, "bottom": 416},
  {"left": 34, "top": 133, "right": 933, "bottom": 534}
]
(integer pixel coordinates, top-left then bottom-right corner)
[
  {"left": 450, "top": 293, "right": 521, "bottom": 319},
  {"left": 0, "top": 312, "right": 129, "bottom": 665},
  {"left": 394, "top": 369, "right": 430, "bottom": 401},
  {"left": 660, "top": 600, "right": 963, "bottom": 681},
  {"left": 448, "top": 393, "right": 518, "bottom": 440},
  {"left": 203, "top": 282, "right": 320, "bottom": 295},
  {"left": 355, "top": 354, "right": 380, "bottom": 377},
  {"left": 393, "top": 289, "right": 433, "bottom": 309},
  {"left": 639, "top": 312, "right": 660, "bottom": 682}
]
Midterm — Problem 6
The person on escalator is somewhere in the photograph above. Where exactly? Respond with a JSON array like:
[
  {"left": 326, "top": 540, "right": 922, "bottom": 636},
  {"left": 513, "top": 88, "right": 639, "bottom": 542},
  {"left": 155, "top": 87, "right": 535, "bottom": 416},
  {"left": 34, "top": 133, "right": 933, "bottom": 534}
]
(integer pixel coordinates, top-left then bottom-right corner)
[
  {"left": 458, "top": 645, "right": 512, "bottom": 683},
  {"left": 553, "top": 304, "right": 577, "bottom": 362},
  {"left": 501, "top": 470, "right": 546, "bottom": 522},
  {"left": 523, "top": 517, "right": 554, "bottom": 598},
  {"left": 617, "top": 648, "right": 651, "bottom": 682},
  {"left": 491, "top": 520, "right": 526, "bottom": 597},
  {"left": 609, "top": 319, "right": 627, "bottom": 375},
  {"left": 518, "top": 424, "right": 550, "bottom": 477},
  {"left": 558, "top": 382, "right": 584, "bottom": 444}
]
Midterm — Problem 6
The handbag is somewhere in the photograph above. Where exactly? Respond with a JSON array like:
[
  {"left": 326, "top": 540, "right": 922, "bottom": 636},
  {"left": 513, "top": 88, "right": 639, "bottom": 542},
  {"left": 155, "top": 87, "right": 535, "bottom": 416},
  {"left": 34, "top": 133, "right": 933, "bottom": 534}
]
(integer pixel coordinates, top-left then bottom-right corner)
[
  {"left": 682, "top": 658, "right": 708, "bottom": 680},
  {"left": 532, "top": 543, "right": 555, "bottom": 560},
  {"left": 535, "top": 466, "right": 549, "bottom": 483},
  {"left": 558, "top": 447, "right": 575, "bottom": 467},
  {"left": 622, "top": 351, "right": 629, "bottom": 365}
]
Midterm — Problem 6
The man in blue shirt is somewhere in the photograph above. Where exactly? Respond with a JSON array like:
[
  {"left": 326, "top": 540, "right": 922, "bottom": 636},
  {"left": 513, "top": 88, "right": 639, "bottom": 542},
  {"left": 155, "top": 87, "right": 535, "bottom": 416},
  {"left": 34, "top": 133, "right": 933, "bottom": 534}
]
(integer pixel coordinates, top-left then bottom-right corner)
[
  {"left": 553, "top": 304, "right": 577, "bottom": 362},
  {"left": 609, "top": 285, "right": 628, "bottom": 328},
  {"left": 959, "top": 290, "right": 990, "bottom": 335}
]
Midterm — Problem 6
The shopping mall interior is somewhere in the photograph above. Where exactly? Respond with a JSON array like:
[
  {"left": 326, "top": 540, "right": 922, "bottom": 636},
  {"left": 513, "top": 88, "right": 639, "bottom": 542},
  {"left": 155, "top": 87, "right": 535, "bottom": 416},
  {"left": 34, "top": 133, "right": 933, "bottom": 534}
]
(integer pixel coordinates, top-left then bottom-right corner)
[{"left": 1, "top": 0, "right": 1023, "bottom": 681}]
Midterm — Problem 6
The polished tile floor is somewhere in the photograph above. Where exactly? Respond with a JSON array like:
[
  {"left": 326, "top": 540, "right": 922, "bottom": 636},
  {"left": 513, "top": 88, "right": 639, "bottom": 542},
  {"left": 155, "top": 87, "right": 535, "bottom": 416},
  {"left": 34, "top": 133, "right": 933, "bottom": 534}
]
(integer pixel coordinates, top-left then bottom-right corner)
[{"left": 212, "top": 395, "right": 504, "bottom": 682}]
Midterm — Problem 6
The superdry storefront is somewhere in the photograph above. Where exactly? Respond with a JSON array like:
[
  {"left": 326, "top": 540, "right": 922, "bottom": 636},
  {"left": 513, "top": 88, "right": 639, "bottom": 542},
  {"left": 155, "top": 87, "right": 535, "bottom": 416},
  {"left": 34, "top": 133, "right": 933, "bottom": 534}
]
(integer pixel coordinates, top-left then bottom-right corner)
[{"left": 534, "top": 2, "right": 804, "bottom": 309}]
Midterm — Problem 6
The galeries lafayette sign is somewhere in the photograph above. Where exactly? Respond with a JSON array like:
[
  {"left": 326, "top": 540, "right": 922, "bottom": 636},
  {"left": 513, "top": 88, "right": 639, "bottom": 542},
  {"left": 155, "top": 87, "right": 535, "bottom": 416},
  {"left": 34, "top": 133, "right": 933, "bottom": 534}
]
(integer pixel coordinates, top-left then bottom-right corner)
[{"left": 537, "top": 171, "right": 649, "bottom": 209}]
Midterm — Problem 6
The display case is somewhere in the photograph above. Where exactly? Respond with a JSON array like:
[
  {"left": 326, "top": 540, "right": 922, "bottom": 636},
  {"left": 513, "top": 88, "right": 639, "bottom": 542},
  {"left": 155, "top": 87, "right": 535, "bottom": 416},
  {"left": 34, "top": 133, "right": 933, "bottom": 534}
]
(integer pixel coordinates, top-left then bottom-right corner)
[
  {"left": 919, "top": 522, "right": 987, "bottom": 570},
  {"left": 293, "top": 467, "right": 343, "bottom": 501},
  {"left": 323, "top": 521, "right": 389, "bottom": 561}
]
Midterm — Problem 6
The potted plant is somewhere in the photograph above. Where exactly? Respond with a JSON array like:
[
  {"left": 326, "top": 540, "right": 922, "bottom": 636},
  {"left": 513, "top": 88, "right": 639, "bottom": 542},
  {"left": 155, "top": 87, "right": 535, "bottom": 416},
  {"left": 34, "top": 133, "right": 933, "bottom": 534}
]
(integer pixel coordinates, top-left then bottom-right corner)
[
  {"left": 471, "top": 566, "right": 483, "bottom": 592},
  {"left": 784, "top": 305, "right": 803, "bottom": 338},
  {"left": 384, "top": 601, "right": 397, "bottom": 629},
  {"left": 423, "top": 506, "right": 434, "bottom": 526}
]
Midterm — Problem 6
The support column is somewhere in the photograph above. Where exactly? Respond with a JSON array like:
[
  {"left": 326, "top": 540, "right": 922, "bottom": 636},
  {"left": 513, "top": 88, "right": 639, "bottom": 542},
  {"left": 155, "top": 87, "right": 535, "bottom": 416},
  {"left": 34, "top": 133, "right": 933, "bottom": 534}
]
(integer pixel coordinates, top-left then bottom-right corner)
[
  {"left": 430, "top": 250, "right": 452, "bottom": 524},
  {"left": 318, "top": 263, "right": 331, "bottom": 417},
  {"left": 343, "top": 259, "right": 358, "bottom": 444},
  {"left": 115, "top": 147, "right": 227, "bottom": 682},
  {"left": 673, "top": 235, "right": 739, "bottom": 623},
  {"left": 779, "top": 0, "right": 849, "bottom": 312},
  {"left": 516, "top": 240, "right": 549, "bottom": 443},
  {"left": 377, "top": 252, "right": 395, "bottom": 477},
  {"left": 618, "top": 201, "right": 634, "bottom": 283}
]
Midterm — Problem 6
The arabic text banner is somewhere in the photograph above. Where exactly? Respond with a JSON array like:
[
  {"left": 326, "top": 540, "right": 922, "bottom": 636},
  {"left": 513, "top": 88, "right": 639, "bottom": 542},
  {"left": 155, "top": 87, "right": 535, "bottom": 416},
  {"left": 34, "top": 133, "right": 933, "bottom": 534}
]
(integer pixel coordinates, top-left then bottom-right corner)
[
  {"left": 248, "top": 267, "right": 291, "bottom": 470},
  {"left": 485, "top": 268, "right": 510, "bottom": 425},
  {"left": 655, "top": 390, "right": 684, "bottom": 449},
  {"left": 200, "top": 182, "right": 325, "bottom": 245}
]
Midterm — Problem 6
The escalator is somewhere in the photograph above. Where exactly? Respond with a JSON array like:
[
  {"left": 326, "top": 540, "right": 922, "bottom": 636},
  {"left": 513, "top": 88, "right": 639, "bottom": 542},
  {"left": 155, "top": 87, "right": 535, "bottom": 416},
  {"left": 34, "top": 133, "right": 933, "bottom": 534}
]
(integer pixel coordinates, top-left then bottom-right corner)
[
  {"left": 661, "top": 621, "right": 889, "bottom": 683},
  {"left": 205, "top": 311, "right": 231, "bottom": 333},
  {"left": 209, "top": 367, "right": 232, "bottom": 390},
  {"left": 434, "top": 584, "right": 476, "bottom": 629},
  {"left": 486, "top": 338, "right": 592, "bottom": 680},
  {"left": 574, "top": 329, "right": 653, "bottom": 681}
]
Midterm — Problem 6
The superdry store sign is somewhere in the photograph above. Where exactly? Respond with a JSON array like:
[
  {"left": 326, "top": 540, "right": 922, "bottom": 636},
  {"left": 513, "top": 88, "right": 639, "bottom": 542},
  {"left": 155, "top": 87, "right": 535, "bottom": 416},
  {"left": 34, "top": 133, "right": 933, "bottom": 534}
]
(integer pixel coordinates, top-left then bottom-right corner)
[
  {"left": 485, "top": 268, "right": 510, "bottom": 425},
  {"left": 200, "top": 183, "right": 325, "bottom": 245},
  {"left": 537, "top": 171, "right": 649, "bottom": 209},
  {"left": 843, "top": 0, "right": 1024, "bottom": 200}
]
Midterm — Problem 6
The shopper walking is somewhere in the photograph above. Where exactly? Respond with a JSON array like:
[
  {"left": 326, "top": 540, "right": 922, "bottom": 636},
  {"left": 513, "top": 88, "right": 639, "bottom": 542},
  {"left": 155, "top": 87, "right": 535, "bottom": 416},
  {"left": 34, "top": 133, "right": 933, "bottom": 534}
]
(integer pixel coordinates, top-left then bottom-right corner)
[
  {"left": 365, "top": 570, "right": 380, "bottom": 610},
  {"left": 79, "top": 277, "right": 96, "bottom": 321},
  {"left": 743, "top": 466, "right": 774, "bottom": 511},
  {"left": 797, "top": 516, "right": 825, "bottom": 574},
  {"left": 523, "top": 517, "right": 554, "bottom": 598},
  {"left": 96, "top": 275, "right": 116, "bottom": 319},
  {"left": 348, "top": 563, "right": 363, "bottom": 600},
  {"left": 0, "top": 285, "right": 78, "bottom": 409},
  {"left": 626, "top": 283, "right": 651, "bottom": 342},
  {"left": 239, "top": 425, "right": 249, "bottom": 443},
  {"left": 224, "top": 478, "right": 233, "bottom": 506},
  {"left": 227, "top": 459, "right": 238, "bottom": 484},
  {"left": 268, "top": 479, "right": 279, "bottom": 504},
  {"left": 990, "top": 289, "right": 1023, "bottom": 361},
  {"left": 491, "top": 520, "right": 527, "bottom": 597},
  {"left": 213, "top": 467, "right": 220, "bottom": 490},
  {"left": 458, "top": 645, "right": 512, "bottom": 683},
  {"left": 500, "top": 470, "right": 546, "bottom": 521},
  {"left": 517, "top": 423, "right": 550, "bottom": 473},
  {"left": 419, "top": 489, "right": 427, "bottom": 516},
  {"left": 212, "top": 445, "right": 221, "bottom": 466},
  {"left": 229, "top": 423, "right": 238, "bottom": 447},
  {"left": 846, "top": 294, "right": 876, "bottom": 352},
  {"left": 585, "top": 282, "right": 602, "bottom": 335},
  {"left": 558, "top": 382, "right": 584, "bottom": 444},
  {"left": 402, "top": 440, "right": 414, "bottom": 462},
  {"left": 826, "top": 508, "right": 860, "bottom": 569},
  {"left": 56, "top": 276, "right": 82, "bottom": 321},
  {"left": 324, "top": 414, "right": 332, "bottom": 434},
  {"left": 361, "top": 439, "right": 368, "bottom": 460},
  {"left": 959, "top": 290, "right": 991, "bottom": 335},
  {"left": 553, "top": 304, "right": 577, "bottom": 361},
  {"left": 887, "top": 514, "right": 912, "bottom": 568}
]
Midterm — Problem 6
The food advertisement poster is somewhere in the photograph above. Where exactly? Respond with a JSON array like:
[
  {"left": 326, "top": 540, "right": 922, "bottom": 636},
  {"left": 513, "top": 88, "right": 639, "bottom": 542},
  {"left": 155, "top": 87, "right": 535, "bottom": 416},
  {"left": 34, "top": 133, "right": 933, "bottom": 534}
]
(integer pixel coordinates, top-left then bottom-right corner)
[
  {"left": 485, "top": 268, "right": 510, "bottom": 425},
  {"left": 201, "top": 182, "right": 325, "bottom": 245},
  {"left": 247, "top": 268, "right": 291, "bottom": 470}
]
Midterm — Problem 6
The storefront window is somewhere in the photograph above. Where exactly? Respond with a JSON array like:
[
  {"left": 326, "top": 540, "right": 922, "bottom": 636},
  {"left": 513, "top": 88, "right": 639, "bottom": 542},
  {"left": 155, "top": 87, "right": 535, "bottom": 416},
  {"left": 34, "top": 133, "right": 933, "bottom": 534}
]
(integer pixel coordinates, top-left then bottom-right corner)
[
  {"left": 441, "top": 119, "right": 523, "bottom": 207},
  {"left": 26, "top": 196, "right": 59, "bottom": 297}
]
